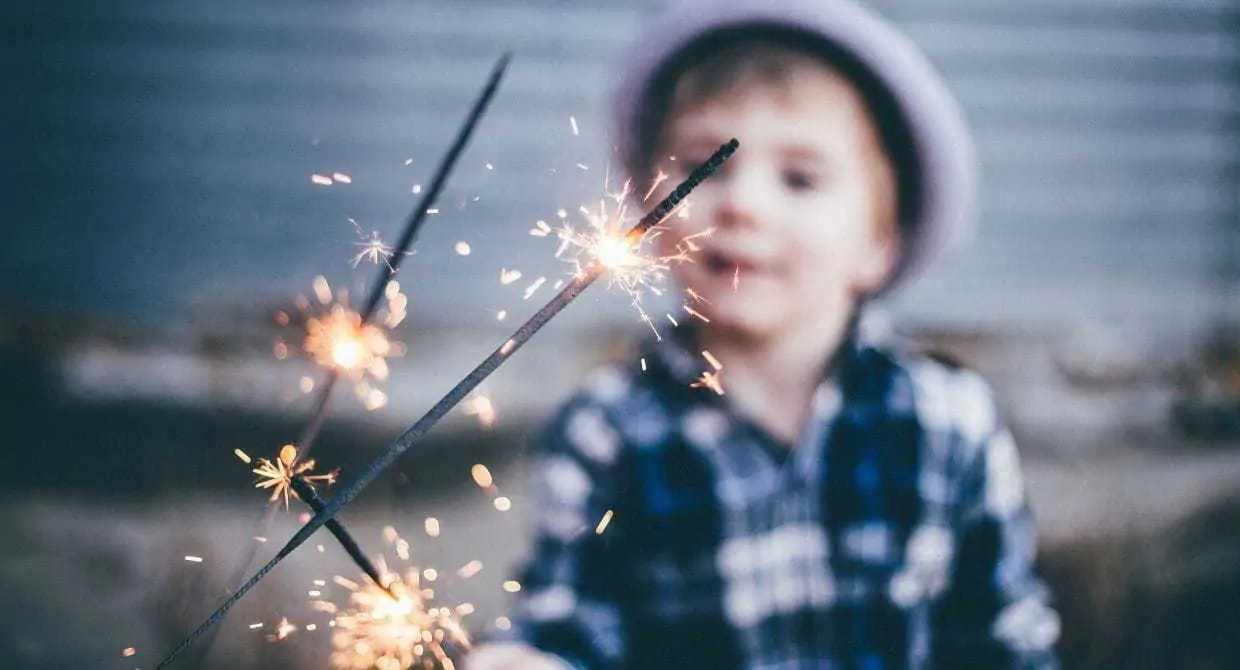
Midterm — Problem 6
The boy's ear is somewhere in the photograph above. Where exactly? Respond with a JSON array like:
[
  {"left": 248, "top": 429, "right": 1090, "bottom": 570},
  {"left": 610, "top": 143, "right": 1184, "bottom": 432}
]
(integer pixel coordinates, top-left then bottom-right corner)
[
  {"left": 853, "top": 218, "right": 900, "bottom": 296},
  {"left": 854, "top": 143, "right": 901, "bottom": 296}
]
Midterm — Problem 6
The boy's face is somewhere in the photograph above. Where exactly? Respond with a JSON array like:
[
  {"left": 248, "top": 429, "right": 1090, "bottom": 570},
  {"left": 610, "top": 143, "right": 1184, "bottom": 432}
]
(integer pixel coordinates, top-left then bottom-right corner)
[{"left": 656, "top": 61, "right": 897, "bottom": 342}]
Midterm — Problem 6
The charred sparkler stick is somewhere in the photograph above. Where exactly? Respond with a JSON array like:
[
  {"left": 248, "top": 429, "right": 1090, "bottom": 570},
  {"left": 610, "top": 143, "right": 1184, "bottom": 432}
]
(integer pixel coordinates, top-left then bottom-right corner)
[
  {"left": 189, "top": 52, "right": 512, "bottom": 668},
  {"left": 153, "top": 138, "right": 738, "bottom": 670},
  {"left": 286, "top": 477, "right": 397, "bottom": 600}
]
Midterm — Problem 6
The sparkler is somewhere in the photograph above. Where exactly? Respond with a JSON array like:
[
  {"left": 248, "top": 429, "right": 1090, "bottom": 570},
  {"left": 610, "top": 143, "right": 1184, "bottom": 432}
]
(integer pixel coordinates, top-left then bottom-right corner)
[
  {"left": 154, "top": 138, "right": 738, "bottom": 670},
  {"left": 297, "top": 276, "right": 406, "bottom": 409},
  {"left": 190, "top": 51, "right": 512, "bottom": 669},
  {"left": 234, "top": 445, "right": 393, "bottom": 599},
  {"left": 544, "top": 169, "right": 715, "bottom": 339},
  {"left": 302, "top": 47, "right": 509, "bottom": 456},
  {"left": 312, "top": 532, "right": 472, "bottom": 670},
  {"left": 287, "top": 475, "right": 397, "bottom": 602},
  {"left": 237, "top": 445, "right": 338, "bottom": 510}
]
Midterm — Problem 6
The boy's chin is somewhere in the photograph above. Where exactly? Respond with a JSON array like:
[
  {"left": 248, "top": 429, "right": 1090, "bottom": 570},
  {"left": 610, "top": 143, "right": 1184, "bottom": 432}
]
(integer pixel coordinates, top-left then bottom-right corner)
[{"left": 697, "top": 297, "right": 787, "bottom": 341}]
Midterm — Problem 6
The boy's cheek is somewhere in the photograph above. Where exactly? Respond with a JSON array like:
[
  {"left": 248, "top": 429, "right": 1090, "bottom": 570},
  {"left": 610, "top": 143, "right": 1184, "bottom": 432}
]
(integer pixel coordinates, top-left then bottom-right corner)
[{"left": 670, "top": 200, "right": 715, "bottom": 235}]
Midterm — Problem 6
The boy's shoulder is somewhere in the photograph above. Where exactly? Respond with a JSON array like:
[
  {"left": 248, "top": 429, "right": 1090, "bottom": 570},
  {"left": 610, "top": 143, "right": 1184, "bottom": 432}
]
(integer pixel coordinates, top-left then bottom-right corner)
[
  {"left": 542, "top": 363, "right": 674, "bottom": 464},
  {"left": 879, "top": 339, "right": 1003, "bottom": 450}
]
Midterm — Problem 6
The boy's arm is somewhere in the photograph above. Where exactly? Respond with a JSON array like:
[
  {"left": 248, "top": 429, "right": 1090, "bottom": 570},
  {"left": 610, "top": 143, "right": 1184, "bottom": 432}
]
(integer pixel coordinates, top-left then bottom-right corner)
[
  {"left": 507, "top": 398, "right": 628, "bottom": 670},
  {"left": 934, "top": 418, "right": 1061, "bottom": 669}
]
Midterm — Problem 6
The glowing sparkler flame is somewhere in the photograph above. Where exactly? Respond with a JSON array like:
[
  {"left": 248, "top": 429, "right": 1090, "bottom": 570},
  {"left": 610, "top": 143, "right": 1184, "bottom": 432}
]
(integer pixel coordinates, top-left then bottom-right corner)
[
  {"left": 305, "top": 305, "right": 392, "bottom": 375},
  {"left": 288, "top": 276, "right": 406, "bottom": 410},
  {"left": 544, "top": 177, "right": 714, "bottom": 339},
  {"left": 593, "top": 234, "right": 636, "bottom": 270},
  {"left": 237, "top": 444, "right": 338, "bottom": 510},
  {"left": 316, "top": 534, "right": 472, "bottom": 670}
]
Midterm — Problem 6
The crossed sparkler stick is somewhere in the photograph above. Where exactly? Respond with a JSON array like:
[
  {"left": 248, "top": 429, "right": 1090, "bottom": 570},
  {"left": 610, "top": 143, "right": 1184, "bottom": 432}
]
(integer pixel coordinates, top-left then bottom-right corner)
[{"left": 156, "top": 50, "right": 739, "bottom": 669}]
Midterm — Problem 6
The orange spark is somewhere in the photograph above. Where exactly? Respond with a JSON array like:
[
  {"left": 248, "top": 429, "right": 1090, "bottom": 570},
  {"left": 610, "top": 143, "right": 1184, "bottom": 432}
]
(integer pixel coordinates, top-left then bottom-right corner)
[
  {"left": 456, "top": 560, "right": 483, "bottom": 579},
  {"left": 595, "top": 509, "right": 614, "bottom": 535},
  {"left": 702, "top": 350, "right": 723, "bottom": 370},
  {"left": 464, "top": 395, "right": 497, "bottom": 428},
  {"left": 692, "top": 371, "right": 725, "bottom": 396},
  {"left": 470, "top": 464, "right": 493, "bottom": 489}
]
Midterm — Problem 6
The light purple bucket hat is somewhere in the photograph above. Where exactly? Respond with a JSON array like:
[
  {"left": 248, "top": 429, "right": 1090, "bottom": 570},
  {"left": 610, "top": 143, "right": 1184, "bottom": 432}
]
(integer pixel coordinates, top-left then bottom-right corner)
[{"left": 611, "top": 0, "right": 979, "bottom": 293}]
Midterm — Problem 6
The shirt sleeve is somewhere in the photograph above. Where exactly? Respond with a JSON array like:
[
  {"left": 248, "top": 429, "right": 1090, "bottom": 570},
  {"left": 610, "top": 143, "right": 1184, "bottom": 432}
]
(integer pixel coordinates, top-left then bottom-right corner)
[
  {"left": 934, "top": 413, "right": 1061, "bottom": 669},
  {"left": 508, "top": 396, "right": 629, "bottom": 670}
]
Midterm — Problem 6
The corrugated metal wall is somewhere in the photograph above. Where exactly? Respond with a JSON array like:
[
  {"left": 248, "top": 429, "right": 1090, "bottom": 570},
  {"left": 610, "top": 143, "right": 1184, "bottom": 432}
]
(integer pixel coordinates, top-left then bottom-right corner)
[
  {"left": 1, "top": 0, "right": 1235, "bottom": 331},
  {"left": 873, "top": 0, "right": 1239, "bottom": 327}
]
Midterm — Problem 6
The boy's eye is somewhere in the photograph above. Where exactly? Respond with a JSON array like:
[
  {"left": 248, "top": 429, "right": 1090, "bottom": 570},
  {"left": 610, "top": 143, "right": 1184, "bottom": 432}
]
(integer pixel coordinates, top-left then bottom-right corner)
[{"left": 782, "top": 168, "right": 819, "bottom": 191}]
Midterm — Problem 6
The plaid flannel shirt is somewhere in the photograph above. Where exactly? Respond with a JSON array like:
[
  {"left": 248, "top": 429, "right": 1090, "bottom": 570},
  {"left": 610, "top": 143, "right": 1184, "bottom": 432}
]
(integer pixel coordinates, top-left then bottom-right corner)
[{"left": 510, "top": 326, "right": 1060, "bottom": 669}]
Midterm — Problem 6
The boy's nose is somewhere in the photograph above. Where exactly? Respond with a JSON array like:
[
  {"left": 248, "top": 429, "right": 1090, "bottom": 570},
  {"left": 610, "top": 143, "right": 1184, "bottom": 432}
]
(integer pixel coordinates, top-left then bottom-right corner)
[{"left": 715, "top": 165, "right": 770, "bottom": 230}]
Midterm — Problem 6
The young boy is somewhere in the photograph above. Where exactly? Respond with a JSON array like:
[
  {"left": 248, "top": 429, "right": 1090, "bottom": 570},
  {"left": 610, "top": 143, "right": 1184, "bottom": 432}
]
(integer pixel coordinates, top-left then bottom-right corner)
[{"left": 468, "top": 1, "right": 1059, "bottom": 667}]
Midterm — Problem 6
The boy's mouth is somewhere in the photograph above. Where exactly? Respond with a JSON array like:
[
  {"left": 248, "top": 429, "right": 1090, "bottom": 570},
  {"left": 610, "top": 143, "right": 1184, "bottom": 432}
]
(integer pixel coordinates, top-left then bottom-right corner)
[{"left": 704, "top": 250, "right": 755, "bottom": 277}]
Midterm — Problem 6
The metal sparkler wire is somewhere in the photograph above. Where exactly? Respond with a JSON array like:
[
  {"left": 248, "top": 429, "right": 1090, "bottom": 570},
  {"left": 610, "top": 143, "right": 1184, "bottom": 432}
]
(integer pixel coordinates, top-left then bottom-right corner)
[{"left": 154, "top": 138, "right": 738, "bottom": 669}]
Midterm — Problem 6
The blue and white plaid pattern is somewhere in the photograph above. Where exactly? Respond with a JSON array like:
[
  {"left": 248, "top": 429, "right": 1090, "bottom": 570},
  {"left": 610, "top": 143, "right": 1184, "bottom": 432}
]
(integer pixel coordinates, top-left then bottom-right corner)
[{"left": 511, "top": 328, "right": 1060, "bottom": 669}]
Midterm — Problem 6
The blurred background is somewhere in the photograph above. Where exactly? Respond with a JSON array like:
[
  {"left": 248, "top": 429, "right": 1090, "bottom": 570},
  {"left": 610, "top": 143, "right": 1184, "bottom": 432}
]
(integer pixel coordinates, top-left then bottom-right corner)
[{"left": 1, "top": 0, "right": 1237, "bottom": 668}]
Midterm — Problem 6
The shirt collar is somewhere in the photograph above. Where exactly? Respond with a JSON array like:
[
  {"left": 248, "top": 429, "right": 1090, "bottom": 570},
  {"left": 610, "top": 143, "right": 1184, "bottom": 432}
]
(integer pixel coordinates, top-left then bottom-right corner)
[{"left": 639, "top": 313, "right": 871, "bottom": 393}]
